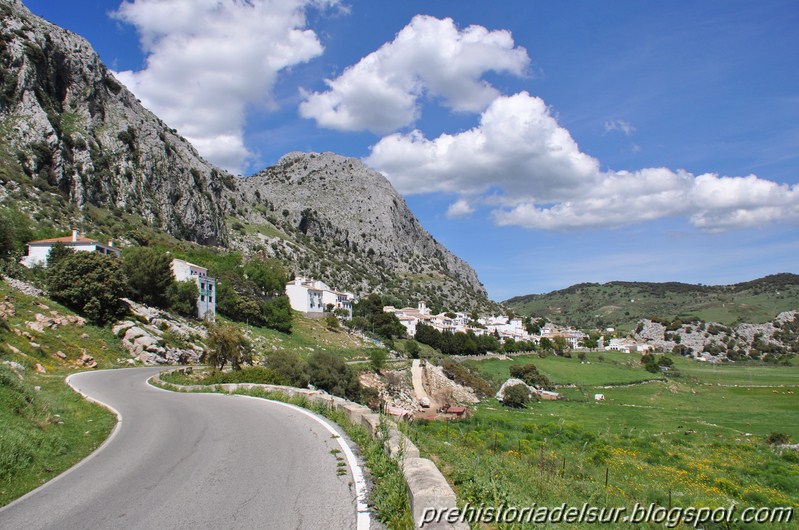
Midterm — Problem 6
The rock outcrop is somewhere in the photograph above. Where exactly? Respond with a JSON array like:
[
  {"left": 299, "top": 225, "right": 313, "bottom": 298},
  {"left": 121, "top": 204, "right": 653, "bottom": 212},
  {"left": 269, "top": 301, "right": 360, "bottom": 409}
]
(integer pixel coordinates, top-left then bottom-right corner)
[
  {"left": 114, "top": 300, "right": 206, "bottom": 365},
  {"left": 0, "top": 1, "right": 229, "bottom": 245},
  {"left": 634, "top": 311, "right": 799, "bottom": 361}
]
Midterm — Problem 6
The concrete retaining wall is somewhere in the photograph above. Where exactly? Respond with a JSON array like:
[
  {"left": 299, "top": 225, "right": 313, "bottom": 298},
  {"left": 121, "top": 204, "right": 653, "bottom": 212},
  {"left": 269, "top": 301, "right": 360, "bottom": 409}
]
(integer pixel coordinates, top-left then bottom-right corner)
[{"left": 152, "top": 371, "right": 466, "bottom": 530}]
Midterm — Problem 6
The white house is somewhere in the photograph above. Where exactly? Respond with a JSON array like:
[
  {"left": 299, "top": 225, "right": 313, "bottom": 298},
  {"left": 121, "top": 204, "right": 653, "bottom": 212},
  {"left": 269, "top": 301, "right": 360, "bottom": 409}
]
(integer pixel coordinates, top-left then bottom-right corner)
[
  {"left": 171, "top": 259, "right": 216, "bottom": 321},
  {"left": 20, "top": 229, "right": 120, "bottom": 268},
  {"left": 285, "top": 277, "right": 354, "bottom": 318}
]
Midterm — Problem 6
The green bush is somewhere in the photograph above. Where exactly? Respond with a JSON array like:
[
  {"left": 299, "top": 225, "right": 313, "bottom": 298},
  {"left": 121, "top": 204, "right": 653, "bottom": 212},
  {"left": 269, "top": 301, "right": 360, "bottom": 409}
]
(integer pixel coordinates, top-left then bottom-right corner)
[
  {"left": 307, "top": 351, "right": 361, "bottom": 401},
  {"left": 267, "top": 351, "right": 309, "bottom": 387},
  {"left": 121, "top": 247, "right": 175, "bottom": 308},
  {"left": 47, "top": 251, "right": 128, "bottom": 325},
  {"left": 502, "top": 383, "right": 530, "bottom": 408}
]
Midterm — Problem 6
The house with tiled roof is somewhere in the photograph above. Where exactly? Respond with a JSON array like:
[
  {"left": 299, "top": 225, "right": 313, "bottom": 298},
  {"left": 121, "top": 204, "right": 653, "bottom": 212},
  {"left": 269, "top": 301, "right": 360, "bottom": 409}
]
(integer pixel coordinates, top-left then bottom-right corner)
[{"left": 20, "top": 229, "right": 120, "bottom": 268}]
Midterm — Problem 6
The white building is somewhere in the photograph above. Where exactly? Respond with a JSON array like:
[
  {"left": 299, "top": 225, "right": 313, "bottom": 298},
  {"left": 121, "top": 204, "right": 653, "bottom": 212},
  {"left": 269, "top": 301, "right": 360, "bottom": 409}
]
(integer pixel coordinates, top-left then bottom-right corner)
[
  {"left": 20, "top": 229, "right": 120, "bottom": 268},
  {"left": 285, "top": 278, "right": 354, "bottom": 318},
  {"left": 171, "top": 259, "right": 216, "bottom": 321}
]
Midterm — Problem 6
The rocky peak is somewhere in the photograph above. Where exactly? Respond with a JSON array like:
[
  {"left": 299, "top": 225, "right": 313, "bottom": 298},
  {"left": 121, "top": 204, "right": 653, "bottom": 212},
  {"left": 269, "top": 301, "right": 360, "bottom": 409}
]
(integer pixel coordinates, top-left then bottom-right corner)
[{"left": 238, "top": 151, "right": 489, "bottom": 307}]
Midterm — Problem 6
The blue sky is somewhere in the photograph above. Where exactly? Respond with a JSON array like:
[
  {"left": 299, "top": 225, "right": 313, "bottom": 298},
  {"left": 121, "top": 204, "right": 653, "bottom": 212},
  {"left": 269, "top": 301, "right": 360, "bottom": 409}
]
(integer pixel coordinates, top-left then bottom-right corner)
[{"left": 25, "top": 0, "right": 799, "bottom": 301}]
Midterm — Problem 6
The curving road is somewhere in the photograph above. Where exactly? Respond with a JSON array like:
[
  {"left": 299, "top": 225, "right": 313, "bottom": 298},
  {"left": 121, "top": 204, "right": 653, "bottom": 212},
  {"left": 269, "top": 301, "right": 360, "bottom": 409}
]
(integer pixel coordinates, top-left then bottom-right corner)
[{"left": 0, "top": 367, "right": 367, "bottom": 530}]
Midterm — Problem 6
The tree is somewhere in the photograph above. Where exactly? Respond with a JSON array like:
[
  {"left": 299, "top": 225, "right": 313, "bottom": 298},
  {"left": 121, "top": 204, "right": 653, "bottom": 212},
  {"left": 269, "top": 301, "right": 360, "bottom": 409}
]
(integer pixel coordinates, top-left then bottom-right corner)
[
  {"left": 371, "top": 311, "right": 406, "bottom": 339},
  {"left": 581, "top": 333, "right": 600, "bottom": 350},
  {"left": 47, "top": 251, "right": 128, "bottom": 325},
  {"left": 261, "top": 295, "right": 293, "bottom": 333},
  {"left": 552, "top": 336, "right": 570, "bottom": 355},
  {"left": 167, "top": 280, "right": 199, "bottom": 318},
  {"left": 243, "top": 257, "right": 286, "bottom": 297},
  {"left": 206, "top": 322, "right": 252, "bottom": 371},
  {"left": 502, "top": 383, "right": 530, "bottom": 408},
  {"left": 46, "top": 242, "right": 75, "bottom": 268},
  {"left": 0, "top": 207, "right": 33, "bottom": 259},
  {"left": 539, "top": 337, "right": 553, "bottom": 352},
  {"left": 122, "top": 247, "right": 175, "bottom": 308},
  {"left": 369, "top": 348, "right": 388, "bottom": 372}
]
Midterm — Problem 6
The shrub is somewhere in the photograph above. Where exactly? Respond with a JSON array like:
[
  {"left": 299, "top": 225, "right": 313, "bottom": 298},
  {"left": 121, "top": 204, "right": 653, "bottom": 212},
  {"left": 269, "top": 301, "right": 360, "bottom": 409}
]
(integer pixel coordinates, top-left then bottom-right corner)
[
  {"left": 369, "top": 348, "right": 388, "bottom": 372},
  {"left": 47, "top": 251, "right": 128, "bottom": 325},
  {"left": 441, "top": 359, "right": 493, "bottom": 398},
  {"left": 502, "top": 384, "right": 530, "bottom": 408},
  {"left": 267, "top": 351, "right": 308, "bottom": 387},
  {"left": 765, "top": 432, "right": 791, "bottom": 446},
  {"left": 307, "top": 351, "right": 361, "bottom": 401}
]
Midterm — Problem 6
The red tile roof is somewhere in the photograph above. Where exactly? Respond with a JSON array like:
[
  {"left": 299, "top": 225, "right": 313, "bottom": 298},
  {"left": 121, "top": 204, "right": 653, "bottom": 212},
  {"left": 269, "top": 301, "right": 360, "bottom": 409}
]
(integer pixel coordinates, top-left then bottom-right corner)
[{"left": 28, "top": 236, "right": 101, "bottom": 245}]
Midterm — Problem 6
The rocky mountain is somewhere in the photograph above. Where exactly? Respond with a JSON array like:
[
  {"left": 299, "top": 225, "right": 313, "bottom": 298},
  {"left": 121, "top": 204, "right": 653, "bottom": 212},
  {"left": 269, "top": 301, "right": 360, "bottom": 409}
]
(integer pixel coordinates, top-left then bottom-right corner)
[
  {"left": 233, "top": 152, "right": 490, "bottom": 310},
  {"left": 0, "top": 0, "right": 230, "bottom": 245},
  {"left": 0, "top": 1, "right": 492, "bottom": 311}
]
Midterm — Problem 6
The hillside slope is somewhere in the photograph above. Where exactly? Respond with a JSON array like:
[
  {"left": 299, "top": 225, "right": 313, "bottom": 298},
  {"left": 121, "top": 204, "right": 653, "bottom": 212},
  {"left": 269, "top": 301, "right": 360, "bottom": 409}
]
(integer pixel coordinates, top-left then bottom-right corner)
[{"left": 504, "top": 274, "right": 799, "bottom": 330}]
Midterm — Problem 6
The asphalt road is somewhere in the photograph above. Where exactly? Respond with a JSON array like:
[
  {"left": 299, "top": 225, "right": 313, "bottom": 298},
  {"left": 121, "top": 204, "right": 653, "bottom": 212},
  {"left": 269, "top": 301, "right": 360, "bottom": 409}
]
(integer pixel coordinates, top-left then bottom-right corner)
[{"left": 0, "top": 367, "right": 366, "bottom": 530}]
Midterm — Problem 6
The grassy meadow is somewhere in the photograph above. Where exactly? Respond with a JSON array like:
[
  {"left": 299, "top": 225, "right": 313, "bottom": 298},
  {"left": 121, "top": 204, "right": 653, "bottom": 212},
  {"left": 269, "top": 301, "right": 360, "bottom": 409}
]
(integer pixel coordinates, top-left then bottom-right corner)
[{"left": 407, "top": 351, "right": 799, "bottom": 528}]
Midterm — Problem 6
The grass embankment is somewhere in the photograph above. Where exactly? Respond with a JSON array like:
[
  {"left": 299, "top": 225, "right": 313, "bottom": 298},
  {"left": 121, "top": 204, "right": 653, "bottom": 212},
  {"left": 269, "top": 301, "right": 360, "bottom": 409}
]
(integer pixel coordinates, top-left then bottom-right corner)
[
  {"left": 0, "top": 282, "right": 121, "bottom": 506},
  {"left": 0, "top": 368, "right": 115, "bottom": 506},
  {"left": 406, "top": 351, "right": 799, "bottom": 529},
  {"left": 155, "top": 371, "right": 413, "bottom": 529}
]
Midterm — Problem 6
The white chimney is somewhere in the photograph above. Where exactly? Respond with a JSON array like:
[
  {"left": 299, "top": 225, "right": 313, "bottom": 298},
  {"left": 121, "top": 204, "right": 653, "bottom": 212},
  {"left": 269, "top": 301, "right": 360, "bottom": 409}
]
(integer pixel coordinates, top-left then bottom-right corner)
[
  {"left": 72, "top": 228, "right": 79, "bottom": 242},
  {"left": 108, "top": 240, "right": 114, "bottom": 248}
]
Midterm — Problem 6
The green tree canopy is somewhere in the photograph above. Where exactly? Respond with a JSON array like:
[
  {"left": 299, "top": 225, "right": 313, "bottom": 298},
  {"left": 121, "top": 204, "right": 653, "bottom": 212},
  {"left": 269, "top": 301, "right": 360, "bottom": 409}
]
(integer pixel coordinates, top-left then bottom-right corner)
[
  {"left": 47, "top": 251, "right": 128, "bottom": 325},
  {"left": 167, "top": 280, "right": 199, "bottom": 318},
  {"left": 121, "top": 247, "right": 175, "bottom": 308}
]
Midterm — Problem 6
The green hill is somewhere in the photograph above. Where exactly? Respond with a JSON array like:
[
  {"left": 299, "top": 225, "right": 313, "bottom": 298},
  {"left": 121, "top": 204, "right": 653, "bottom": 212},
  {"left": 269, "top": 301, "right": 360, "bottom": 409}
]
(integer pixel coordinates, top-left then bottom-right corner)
[{"left": 504, "top": 274, "right": 799, "bottom": 331}]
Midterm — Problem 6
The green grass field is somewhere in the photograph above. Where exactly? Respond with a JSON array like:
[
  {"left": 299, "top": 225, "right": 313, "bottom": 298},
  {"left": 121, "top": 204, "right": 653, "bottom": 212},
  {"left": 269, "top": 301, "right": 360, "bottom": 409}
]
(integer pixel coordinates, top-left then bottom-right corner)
[{"left": 407, "top": 353, "right": 799, "bottom": 528}]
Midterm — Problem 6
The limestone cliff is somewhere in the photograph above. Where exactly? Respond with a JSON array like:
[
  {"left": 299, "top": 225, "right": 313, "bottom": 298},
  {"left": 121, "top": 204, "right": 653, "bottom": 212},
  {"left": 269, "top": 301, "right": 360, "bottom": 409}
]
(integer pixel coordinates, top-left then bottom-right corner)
[{"left": 0, "top": 0, "right": 229, "bottom": 245}]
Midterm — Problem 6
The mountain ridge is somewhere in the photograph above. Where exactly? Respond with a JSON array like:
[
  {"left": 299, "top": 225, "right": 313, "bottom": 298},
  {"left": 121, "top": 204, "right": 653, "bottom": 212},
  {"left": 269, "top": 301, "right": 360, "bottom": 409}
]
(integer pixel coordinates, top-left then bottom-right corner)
[{"left": 504, "top": 273, "right": 799, "bottom": 330}]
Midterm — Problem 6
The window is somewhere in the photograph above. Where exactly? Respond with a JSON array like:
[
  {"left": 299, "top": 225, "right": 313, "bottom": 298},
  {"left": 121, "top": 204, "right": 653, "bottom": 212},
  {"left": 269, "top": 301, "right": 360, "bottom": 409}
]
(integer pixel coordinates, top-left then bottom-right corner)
[
  {"left": 200, "top": 295, "right": 205, "bottom": 302},
  {"left": 209, "top": 296, "right": 213, "bottom": 303}
]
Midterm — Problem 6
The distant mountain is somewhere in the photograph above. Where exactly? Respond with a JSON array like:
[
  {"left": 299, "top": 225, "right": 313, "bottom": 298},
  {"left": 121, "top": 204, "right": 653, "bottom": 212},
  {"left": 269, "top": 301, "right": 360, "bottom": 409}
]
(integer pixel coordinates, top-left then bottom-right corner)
[
  {"left": 0, "top": 1, "right": 493, "bottom": 311},
  {"left": 504, "top": 274, "right": 799, "bottom": 330}
]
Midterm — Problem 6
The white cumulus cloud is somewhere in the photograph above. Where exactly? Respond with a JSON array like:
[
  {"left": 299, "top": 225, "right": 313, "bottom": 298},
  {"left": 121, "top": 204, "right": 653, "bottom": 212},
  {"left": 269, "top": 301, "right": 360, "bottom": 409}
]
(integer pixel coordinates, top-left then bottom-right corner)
[
  {"left": 112, "top": 0, "right": 337, "bottom": 173},
  {"left": 365, "top": 92, "right": 799, "bottom": 231},
  {"left": 446, "top": 198, "right": 476, "bottom": 219},
  {"left": 299, "top": 15, "right": 530, "bottom": 133}
]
